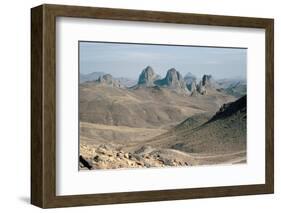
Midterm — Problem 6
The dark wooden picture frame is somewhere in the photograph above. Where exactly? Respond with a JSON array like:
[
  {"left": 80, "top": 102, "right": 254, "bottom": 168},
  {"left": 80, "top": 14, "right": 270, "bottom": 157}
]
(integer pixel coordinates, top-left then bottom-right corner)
[{"left": 31, "top": 4, "right": 274, "bottom": 208}]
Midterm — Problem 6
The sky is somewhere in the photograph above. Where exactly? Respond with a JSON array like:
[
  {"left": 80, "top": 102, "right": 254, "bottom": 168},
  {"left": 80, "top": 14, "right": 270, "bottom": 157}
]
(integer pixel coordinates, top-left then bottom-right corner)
[{"left": 79, "top": 41, "right": 247, "bottom": 80}]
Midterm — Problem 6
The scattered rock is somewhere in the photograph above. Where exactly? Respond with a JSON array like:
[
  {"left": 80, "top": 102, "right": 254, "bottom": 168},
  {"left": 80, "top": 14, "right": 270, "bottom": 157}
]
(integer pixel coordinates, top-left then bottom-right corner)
[
  {"left": 135, "top": 145, "right": 154, "bottom": 155},
  {"left": 80, "top": 144, "right": 193, "bottom": 170},
  {"left": 124, "top": 153, "right": 130, "bottom": 159},
  {"left": 79, "top": 155, "right": 92, "bottom": 170},
  {"left": 136, "top": 161, "right": 143, "bottom": 166},
  {"left": 93, "top": 155, "right": 100, "bottom": 162}
]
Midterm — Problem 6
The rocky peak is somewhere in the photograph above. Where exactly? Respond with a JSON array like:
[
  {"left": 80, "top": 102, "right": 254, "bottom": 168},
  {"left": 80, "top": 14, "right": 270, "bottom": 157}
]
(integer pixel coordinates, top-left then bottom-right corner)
[
  {"left": 166, "top": 68, "right": 181, "bottom": 82},
  {"left": 184, "top": 72, "right": 197, "bottom": 94},
  {"left": 184, "top": 72, "right": 197, "bottom": 84},
  {"left": 97, "top": 74, "right": 124, "bottom": 88},
  {"left": 202, "top": 75, "right": 214, "bottom": 86},
  {"left": 98, "top": 74, "right": 113, "bottom": 84},
  {"left": 197, "top": 81, "right": 207, "bottom": 95},
  {"left": 189, "top": 81, "right": 198, "bottom": 96},
  {"left": 163, "top": 68, "right": 186, "bottom": 89},
  {"left": 196, "top": 74, "right": 218, "bottom": 95},
  {"left": 135, "top": 67, "right": 190, "bottom": 94},
  {"left": 152, "top": 68, "right": 190, "bottom": 94},
  {"left": 137, "top": 66, "right": 158, "bottom": 87}
]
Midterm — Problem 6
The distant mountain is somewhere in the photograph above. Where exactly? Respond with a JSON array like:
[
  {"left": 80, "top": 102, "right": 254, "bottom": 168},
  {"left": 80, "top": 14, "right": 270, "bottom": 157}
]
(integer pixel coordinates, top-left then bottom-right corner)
[
  {"left": 153, "top": 68, "right": 189, "bottom": 94},
  {"left": 217, "top": 78, "right": 246, "bottom": 88},
  {"left": 217, "top": 79, "right": 246, "bottom": 97},
  {"left": 196, "top": 75, "right": 219, "bottom": 95},
  {"left": 137, "top": 66, "right": 159, "bottom": 87},
  {"left": 184, "top": 72, "right": 197, "bottom": 85},
  {"left": 80, "top": 72, "right": 137, "bottom": 88},
  {"left": 184, "top": 72, "right": 197, "bottom": 95},
  {"left": 80, "top": 72, "right": 105, "bottom": 83},
  {"left": 135, "top": 66, "right": 188, "bottom": 93},
  {"left": 80, "top": 68, "right": 245, "bottom": 99},
  {"left": 225, "top": 82, "right": 246, "bottom": 97},
  {"left": 134, "top": 67, "right": 246, "bottom": 97},
  {"left": 202, "top": 75, "right": 216, "bottom": 87},
  {"left": 96, "top": 74, "right": 124, "bottom": 88},
  {"left": 159, "top": 68, "right": 185, "bottom": 88}
]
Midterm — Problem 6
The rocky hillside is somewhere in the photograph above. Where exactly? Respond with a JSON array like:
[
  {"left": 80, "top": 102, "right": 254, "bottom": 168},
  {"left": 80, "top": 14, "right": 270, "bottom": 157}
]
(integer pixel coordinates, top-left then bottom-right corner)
[
  {"left": 224, "top": 81, "right": 246, "bottom": 97},
  {"left": 209, "top": 95, "right": 246, "bottom": 122},
  {"left": 148, "top": 95, "right": 246, "bottom": 155},
  {"left": 80, "top": 96, "right": 247, "bottom": 169},
  {"left": 217, "top": 79, "right": 247, "bottom": 97},
  {"left": 79, "top": 82, "right": 235, "bottom": 129}
]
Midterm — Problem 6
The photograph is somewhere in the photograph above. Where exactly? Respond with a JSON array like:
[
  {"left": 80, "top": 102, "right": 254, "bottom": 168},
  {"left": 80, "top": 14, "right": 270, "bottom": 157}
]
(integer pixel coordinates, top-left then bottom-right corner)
[
  {"left": 78, "top": 41, "right": 247, "bottom": 170},
  {"left": 29, "top": 3, "right": 274, "bottom": 208}
]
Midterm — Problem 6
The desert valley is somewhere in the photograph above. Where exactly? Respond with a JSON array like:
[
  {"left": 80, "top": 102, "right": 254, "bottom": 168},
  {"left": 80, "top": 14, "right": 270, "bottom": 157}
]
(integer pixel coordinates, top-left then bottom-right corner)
[{"left": 79, "top": 66, "right": 247, "bottom": 170}]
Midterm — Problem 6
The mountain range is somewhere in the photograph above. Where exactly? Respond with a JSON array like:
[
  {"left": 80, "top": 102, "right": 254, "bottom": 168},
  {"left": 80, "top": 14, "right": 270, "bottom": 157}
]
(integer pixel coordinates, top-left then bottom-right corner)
[
  {"left": 81, "top": 66, "right": 246, "bottom": 97},
  {"left": 80, "top": 71, "right": 137, "bottom": 87}
]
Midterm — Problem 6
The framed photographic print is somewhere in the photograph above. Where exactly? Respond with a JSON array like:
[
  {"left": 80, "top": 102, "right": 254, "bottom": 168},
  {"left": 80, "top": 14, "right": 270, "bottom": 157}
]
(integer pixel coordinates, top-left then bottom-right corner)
[{"left": 31, "top": 4, "right": 274, "bottom": 208}]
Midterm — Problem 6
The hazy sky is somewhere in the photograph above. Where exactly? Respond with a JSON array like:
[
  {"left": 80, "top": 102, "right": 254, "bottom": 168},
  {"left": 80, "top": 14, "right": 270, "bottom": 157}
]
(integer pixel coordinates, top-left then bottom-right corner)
[{"left": 79, "top": 41, "right": 247, "bottom": 80}]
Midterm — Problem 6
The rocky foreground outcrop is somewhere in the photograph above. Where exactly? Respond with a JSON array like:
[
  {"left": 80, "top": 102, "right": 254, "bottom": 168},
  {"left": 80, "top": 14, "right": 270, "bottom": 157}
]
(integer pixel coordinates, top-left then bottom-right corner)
[
  {"left": 80, "top": 144, "right": 197, "bottom": 170},
  {"left": 209, "top": 95, "right": 246, "bottom": 122}
]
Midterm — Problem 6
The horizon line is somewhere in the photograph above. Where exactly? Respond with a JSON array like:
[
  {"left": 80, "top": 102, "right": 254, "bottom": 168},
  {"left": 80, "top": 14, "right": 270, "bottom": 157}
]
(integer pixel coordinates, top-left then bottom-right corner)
[
  {"left": 80, "top": 68, "right": 247, "bottom": 81},
  {"left": 79, "top": 40, "right": 248, "bottom": 50}
]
